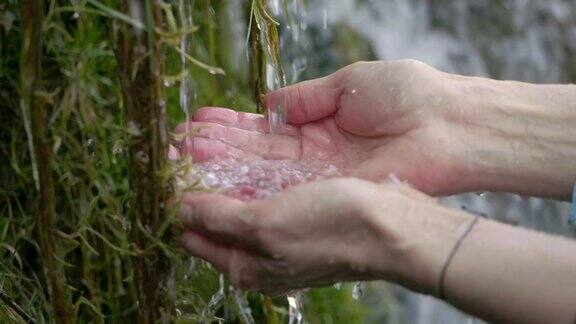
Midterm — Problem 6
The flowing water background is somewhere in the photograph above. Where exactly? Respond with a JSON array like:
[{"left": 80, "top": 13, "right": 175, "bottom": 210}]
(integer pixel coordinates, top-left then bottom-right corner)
[{"left": 214, "top": 0, "right": 576, "bottom": 322}]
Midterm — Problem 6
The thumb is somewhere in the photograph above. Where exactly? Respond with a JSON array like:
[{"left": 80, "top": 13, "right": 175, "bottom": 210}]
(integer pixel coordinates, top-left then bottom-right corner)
[{"left": 264, "top": 75, "right": 342, "bottom": 125}]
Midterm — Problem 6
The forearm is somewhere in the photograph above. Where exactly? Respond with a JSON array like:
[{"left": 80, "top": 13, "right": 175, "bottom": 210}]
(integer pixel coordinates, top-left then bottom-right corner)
[
  {"left": 443, "top": 217, "right": 576, "bottom": 323},
  {"left": 390, "top": 204, "right": 576, "bottom": 324},
  {"left": 452, "top": 77, "right": 576, "bottom": 200}
]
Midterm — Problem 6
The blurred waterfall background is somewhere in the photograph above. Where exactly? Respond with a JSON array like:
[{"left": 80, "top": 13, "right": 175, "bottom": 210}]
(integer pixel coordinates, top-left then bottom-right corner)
[{"left": 266, "top": 0, "right": 576, "bottom": 322}]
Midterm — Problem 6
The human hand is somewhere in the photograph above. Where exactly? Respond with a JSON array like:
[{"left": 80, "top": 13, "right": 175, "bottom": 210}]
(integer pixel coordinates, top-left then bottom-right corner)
[
  {"left": 177, "top": 60, "right": 478, "bottom": 196},
  {"left": 178, "top": 59, "right": 576, "bottom": 200},
  {"left": 178, "top": 177, "right": 470, "bottom": 295}
]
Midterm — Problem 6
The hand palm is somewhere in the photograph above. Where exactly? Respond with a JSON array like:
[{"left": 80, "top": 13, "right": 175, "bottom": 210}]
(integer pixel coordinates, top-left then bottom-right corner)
[{"left": 178, "top": 61, "right": 461, "bottom": 195}]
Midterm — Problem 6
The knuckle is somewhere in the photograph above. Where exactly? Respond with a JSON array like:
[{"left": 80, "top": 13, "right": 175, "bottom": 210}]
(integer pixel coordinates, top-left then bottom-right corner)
[
  {"left": 350, "top": 60, "right": 372, "bottom": 69},
  {"left": 239, "top": 205, "right": 270, "bottom": 243},
  {"left": 398, "top": 58, "right": 425, "bottom": 68},
  {"left": 336, "top": 61, "right": 372, "bottom": 79},
  {"left": 203, "top": 217, "right": 218, "bottom": 232},
  {"left": 252, "top": 222, "right": 273, "bottom": 248},
  {"left": 395, "top": 59, "right": 432, "bottom": 76}
]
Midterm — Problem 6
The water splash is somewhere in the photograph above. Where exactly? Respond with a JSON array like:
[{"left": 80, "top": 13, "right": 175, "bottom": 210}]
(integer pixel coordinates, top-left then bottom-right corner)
[
  {"left": 192, "top": 156, "right": 340, "bottom": 200},
  {"left": 231, "top": 287, "right": 255, "bottom": 324},
  {"left": 287, "top": 291, "right": 303, "bottom": 324},
  {"left": 352, "top": 282, "right": 365, "bottom": 300},
  {"left": 187, "top": 155, "right": 340, "bottom": 321},
  {"left": 183, "top": 257, "right": 196, "bottom": 281},
  {"left": 200, "top": 274, "right": 226, "bottom": 323}
]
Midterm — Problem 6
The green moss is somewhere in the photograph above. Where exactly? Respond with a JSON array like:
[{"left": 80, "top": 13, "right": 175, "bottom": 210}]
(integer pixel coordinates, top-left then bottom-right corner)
[{"left": 304, "top": 286, "right": 367, "bottom": 324}]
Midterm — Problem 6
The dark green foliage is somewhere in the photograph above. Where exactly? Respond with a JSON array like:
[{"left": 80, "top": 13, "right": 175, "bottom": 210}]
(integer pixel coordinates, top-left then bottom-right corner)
[{"left": 0, "top": 0, "right": 367, "bottom": 323}]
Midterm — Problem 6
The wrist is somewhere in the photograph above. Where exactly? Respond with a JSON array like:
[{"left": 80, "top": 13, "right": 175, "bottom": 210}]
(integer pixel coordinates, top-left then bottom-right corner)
[
  {"left": 449, "top": 77, "right": 576, "bottom": 200},
  {"left": 402, "top": 207, "right": 473, "bottom": 296},
  {"left": 367, "top": 187, "right": 473, "bottom": 295}
]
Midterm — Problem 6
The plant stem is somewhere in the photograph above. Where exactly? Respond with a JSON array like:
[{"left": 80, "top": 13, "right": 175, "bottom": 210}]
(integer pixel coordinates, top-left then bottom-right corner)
[
  {"left": 247, "top": 0, "right": 285, "bottom": 113},
  {"left": 116, "top": 1, "right": 174, "bottom": 322},
  {"left": 247, "top": 0, "right": 267, "bottom": 113},
  {"left": 19, "top": 0, "right": 74, "bottom": 323}
]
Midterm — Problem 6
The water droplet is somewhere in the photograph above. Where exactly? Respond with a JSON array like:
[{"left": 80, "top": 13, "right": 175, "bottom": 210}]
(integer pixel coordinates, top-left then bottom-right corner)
[
  {"left": 112, "top": 142, "right": 123, "bottom": 156},
  {"left": 73, "top": 12, "right": 80, "bottom": 19},
  {"left": 135, "top": 150, "right": 149, "bottom": 164},
  {"left": 203, "top": 172, "right": 219, "bottom": 188},
  {"left": 127, "top": 121, "right": 142, "bottom": 137},
  {"left": 201, "top": 274, "right": 226, "bottom": 322},
  {"left": 183, "top": 257, "right": 196, "bottom": 280},
  {"left": 122, "top": 217, "right": 130, "bottom": 231},
  {"left": 187, "top": 157, "right": 341, "bottom": 201},
  {"left": 232, "top": 287, "right": 255, "bottom": 324}
]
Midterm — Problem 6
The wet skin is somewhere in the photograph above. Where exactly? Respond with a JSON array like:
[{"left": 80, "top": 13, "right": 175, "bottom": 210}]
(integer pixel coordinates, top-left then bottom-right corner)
[
  {"left": 176, "top": 60, "right": 576, "bottom": 324},
  {"left": 176, "top": 60, "right": 474, "bottom": 197}
]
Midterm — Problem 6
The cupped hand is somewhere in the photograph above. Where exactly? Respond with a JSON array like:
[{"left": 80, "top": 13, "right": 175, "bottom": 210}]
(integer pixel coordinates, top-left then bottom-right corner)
[
  {"left": 176, "top": 60, "right": 476, "bottom": 196},
  {"left": 178, "top": 177, "right": 457, "bottom": 295}
]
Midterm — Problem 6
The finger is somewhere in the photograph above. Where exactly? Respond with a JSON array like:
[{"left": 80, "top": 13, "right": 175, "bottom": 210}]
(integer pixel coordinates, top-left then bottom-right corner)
[
  {"left": 184, "top": 107, "right": 300, "bottom": 135},
  {"left": 180, "top": 136, "right": 246, "bottom": 162},
  {"left": 175, "top": 107, "right": 264, "bottom": 133},
  {"left": 194, "top": 107, "right": 265, "bottom": 131},
  {"left": 179, "top": 193, "right": 260, "bottom": 246},
  {"left": 181, "top": 231, "right": 232, "bottom": 273},
  {"left": 194, "top": 106, "right": 239, "bottom": 123},
  {"left": 264, "top": 76, "right": 342, "bottom": 125},
  {"left": 188, "top": 122, "right": 302, "bottom": 160}
]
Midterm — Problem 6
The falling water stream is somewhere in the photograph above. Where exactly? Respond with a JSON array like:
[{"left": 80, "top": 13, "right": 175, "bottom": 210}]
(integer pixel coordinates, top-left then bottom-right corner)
[
  {"left": 176, "top": 2, "right": 239, "bottom": 322},
  {"left": 268, "top": 1, "right": 303, "bottom": 323},
  {"left": 178, "top": 0, "right": 195, "bottom": 154},
  {"left": 200, "top": 274, "right": 226, "bottom": 323},
  {"left": 287, "top": 291, "right": 304, "bottom": 324}
]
